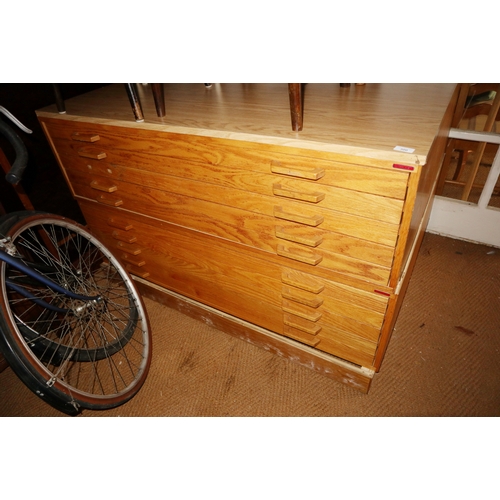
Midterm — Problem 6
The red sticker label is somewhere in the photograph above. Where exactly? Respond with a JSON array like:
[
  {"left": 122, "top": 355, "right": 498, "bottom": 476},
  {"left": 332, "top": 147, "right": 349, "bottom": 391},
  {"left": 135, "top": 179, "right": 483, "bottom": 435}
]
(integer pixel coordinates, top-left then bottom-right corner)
[{"left": 393, "top": 164, "right": 414, "bottom": 171}]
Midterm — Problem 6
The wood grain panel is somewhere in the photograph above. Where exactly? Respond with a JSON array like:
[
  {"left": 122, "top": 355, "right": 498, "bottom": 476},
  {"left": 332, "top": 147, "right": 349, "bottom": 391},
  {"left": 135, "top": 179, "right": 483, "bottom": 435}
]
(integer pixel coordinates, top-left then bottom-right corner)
[
  {"left": 80, "top": 200, "right": 387, "bottom": 365},
  {"left": 37, "top": 83, "right": 456, "bottom": 386},
  {"left": 135, "top": 278, "right": 374, "bottom": 393},
  {"left": 37, "top": 84, "right": 455, "bottom": 163},
  {"left": 82, "top": 202, "right": 285, "bottom": 334},
  {"left": 66, "top": 173, "right": 397, "bottom": 284},
  {"left": 54, "top": 148, "right": 406, "bottom": 225},
  {"left": 44, "top": 119, "right": 411, "bottom": 198},
  {"left": 318, "top": 330, "right": 377, "bottom": 368}
]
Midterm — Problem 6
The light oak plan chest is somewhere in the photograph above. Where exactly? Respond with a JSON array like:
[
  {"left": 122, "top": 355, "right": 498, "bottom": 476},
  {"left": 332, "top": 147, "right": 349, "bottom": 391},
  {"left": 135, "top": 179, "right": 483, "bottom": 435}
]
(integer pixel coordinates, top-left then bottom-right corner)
[{"left": 37, "top": 83, "right": 459, "bottom": 392}]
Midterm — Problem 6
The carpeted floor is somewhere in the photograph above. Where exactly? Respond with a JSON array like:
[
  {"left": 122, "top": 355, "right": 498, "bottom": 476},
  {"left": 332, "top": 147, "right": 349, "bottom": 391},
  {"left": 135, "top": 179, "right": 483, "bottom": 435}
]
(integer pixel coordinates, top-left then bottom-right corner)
[{"left": 1, "top": 231, "right": 499, "bottom": 417}]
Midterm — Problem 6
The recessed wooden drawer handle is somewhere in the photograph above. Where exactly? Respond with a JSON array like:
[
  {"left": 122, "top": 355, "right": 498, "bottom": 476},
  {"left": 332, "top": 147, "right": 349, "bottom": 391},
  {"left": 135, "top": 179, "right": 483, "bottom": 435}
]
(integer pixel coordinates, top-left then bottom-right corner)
[
  {"left": 282, "top": 286, "right": 323, "bottom": 308},
  {"left": 274, "top": 207, "right": 323, "bottom": 227},
  {"left": 125, "top": 264, "right": 150, "bottom": 279},
  {"left": 112, "top": 231, "right": 137, "bottom": 244},
  {"left": 282, "top": 301, "right": 322, "bottom": 322},
  {"left": 281, "top": 270, "right": 324, "bottom": 294},
  {"left": 271, "top": 161, "right": 325, "bottom": 180},
  {"left": 275, "top": 226, "right": 323, "bottom": 247},
  {"left": 116, "top": 241, "right": 141, "bottom": 255},
  {"left": 96, "top": 194, "right": 123, "bottom": 207},
  {"left": 90, "top": 180, "right": 118, "bottom": 192},
  {"left": 107, "top": 218, "right": 133, "bottom": 231},
  {"left": 273, "top": 183, "right": 325, "bottom": 203},
  {"left": 71, "top": 132, "right": 100, "bottom": 143},
  {"left": 284, "top": 315, "right": 322, "bottom": 336},
  {"left": 283, "top": 325, "right": 321, "bottom": 347},
  {"left": 78, "top": 147, "right": 107, "bottom": 160},
  {"left": 277, "top": 244, "right": 322, "bottom": 266},
  {"left": 121, "top": 253, "right": 146, "bottom": 267}
]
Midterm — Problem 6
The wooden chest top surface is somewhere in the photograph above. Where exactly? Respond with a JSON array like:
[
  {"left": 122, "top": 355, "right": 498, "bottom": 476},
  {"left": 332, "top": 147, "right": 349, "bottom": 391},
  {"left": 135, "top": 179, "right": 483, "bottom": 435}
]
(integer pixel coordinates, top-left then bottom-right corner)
[{"left": 37, "top": 83, "right": 456, "bottom": 165}]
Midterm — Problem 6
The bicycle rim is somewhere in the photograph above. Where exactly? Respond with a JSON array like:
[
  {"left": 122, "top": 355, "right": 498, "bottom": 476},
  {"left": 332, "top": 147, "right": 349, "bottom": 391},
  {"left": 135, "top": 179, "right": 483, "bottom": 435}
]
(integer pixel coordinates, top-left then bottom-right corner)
[{"left": 0, "top": 213, "right": 151, "bottom": 413}]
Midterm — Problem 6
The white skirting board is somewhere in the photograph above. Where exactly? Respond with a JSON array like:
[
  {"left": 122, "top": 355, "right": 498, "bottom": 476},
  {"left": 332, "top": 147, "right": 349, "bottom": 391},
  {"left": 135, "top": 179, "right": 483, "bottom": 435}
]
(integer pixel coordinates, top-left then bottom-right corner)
[{"left": 427, "top": 196, "right": 500, "bottom": 248}]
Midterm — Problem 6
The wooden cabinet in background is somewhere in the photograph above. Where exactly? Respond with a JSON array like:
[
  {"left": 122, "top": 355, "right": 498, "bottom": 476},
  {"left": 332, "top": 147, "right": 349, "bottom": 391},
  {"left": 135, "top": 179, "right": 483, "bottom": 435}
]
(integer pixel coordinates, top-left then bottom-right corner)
[{"left": 37, "top": 83, "right": 459, "bottom": 392}]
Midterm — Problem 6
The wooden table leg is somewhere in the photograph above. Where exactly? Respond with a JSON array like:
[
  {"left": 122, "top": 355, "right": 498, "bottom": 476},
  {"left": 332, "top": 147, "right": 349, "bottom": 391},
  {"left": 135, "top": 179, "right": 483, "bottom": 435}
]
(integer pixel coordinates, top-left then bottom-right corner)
[
  {"left": 124, "top": 83, "right": 144, "bottom": 122},
  {"left": 288, "top": 83, "right": 303, "bottom": 132},
  {"left": 151, "top": 84, "right": 165, "bottom": 117}
]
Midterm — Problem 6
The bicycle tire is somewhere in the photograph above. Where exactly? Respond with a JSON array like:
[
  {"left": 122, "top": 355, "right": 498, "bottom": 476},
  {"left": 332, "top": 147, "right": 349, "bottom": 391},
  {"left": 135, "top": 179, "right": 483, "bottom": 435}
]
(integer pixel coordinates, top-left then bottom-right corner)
[
  {"left": 0, "top": 212, "right": 139, "bottom": 363},
  {"left": 0, "top": 212, "right": 152, "bottom": 414}
]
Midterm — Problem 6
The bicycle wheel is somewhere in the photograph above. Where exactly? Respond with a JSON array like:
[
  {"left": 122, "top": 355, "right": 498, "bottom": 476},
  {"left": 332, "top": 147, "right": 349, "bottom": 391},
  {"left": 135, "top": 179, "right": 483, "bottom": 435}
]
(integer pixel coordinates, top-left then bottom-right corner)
[
  {"left": 0, "top": 212, "right": 152, "bottom": 415},
  {"left": 0, "top": 212, "right": 139, "bottom": 363}
]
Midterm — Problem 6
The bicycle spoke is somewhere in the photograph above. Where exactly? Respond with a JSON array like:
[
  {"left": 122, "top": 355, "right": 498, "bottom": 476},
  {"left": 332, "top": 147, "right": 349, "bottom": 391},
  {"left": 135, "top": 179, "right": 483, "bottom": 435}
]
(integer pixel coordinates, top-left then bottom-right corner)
[{"left": 0, "top": 214, "right": 150, "bottom": 412}]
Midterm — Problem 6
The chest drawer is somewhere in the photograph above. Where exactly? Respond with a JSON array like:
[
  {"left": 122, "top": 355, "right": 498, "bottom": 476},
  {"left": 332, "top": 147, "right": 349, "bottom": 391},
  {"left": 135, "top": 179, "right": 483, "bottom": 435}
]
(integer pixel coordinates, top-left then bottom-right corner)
[
  {"left": 80, "top": 199, "right": 285, "bottom": 334},
  {"left": 44, "top": 120, "right": 409, "bottom": 287},
  {"left": 80, "top": 199, "right": 389, "bottom": 366},
  {"left": 56, "top": 146, "right": 406, "bottom": 224},
  {"left": 59, "top": 151, "right": 404, "bottom": 246},
  {"left": 66, "top": 169, "right": 397, "bottom": 285},
  {"left": 44, "top": 119, "right": 410, "bottom": 198}
]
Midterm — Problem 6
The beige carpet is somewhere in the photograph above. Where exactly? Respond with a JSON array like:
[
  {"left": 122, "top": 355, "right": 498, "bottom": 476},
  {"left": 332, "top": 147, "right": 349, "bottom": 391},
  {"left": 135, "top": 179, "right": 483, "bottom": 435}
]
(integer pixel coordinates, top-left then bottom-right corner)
[{"left": 1, "top": 232, "right": 499, "bottom": 417}]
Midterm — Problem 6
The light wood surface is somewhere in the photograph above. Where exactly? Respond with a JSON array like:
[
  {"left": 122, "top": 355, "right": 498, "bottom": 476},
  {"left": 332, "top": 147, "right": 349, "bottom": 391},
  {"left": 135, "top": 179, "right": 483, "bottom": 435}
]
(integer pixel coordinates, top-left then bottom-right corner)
[
  {"left": 36, "top": 83, "right": 459, "bottom": 390},
  {"left": 37, "top": 83, "right": 456, "bottom": 164}
]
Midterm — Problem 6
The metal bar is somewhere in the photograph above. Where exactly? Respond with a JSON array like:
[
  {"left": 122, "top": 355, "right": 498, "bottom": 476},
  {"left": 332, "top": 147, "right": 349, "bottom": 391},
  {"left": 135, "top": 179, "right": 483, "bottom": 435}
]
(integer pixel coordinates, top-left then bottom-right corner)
[
  {"left": 0, "top": 250, "right": 100, "bottom": 301},
  {"left": 51, "top": 84, "right": 66, "bottom": 114},
  {"left": 124, "top": 83, "right": 144, "bottom": 122},
  {"left": 6, "top": 279, "right": 70, "bottom": 313}
]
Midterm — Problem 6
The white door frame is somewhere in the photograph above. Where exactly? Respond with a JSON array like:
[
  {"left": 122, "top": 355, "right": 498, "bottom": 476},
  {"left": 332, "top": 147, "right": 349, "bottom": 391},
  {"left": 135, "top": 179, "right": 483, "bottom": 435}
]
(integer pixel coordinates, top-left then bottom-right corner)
[{"left": 428, "top": 128, "right": 500, "bottom": 248}]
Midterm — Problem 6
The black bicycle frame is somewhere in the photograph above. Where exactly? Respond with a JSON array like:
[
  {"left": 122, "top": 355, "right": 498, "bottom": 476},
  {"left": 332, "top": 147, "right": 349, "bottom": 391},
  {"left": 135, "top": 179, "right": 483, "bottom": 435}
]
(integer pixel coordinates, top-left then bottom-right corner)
[{"left": 1, "top": 110, "right": 100, "bottom": 313}]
